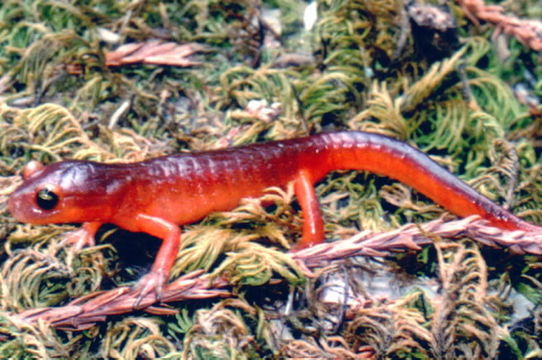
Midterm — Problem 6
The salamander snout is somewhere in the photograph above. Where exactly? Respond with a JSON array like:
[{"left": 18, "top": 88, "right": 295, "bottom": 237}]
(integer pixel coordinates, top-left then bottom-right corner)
[
  {"left": 8, "top": 187, "right": 35, "bottom": 223},
  {"left": 8, "top": 183, "right": 62, "bottom": 224},
  {"left": 9, "top": 160, "right": 118, "bottom": 225},
  {"left": 8, "top": 161, "right": 67, "bottom": 224},
  {"left": 7, "top": 192, "right": 24, "bottom": 221}
]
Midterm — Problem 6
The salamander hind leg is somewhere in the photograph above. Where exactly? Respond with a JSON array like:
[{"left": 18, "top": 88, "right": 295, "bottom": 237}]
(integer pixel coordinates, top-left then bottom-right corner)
[
  {"left": 293, "top": 170, "right": 324, "bottom": 249},
  {"left": 129, "top": 213, "right": 181, "bottom": 308}
]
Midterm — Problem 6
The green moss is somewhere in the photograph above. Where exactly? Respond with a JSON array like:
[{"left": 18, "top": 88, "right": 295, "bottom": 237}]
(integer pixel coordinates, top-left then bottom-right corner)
[{"left": 1, "top": 0, "right": 542, "bottom": 358}]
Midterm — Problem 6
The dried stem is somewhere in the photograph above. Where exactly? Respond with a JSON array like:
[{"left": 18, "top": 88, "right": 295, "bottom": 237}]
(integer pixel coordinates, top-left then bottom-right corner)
[
  {"left": 457, "top": 0, "right": 542, "bottom": 51},
  {"left": 292, "top": 215, "right": 542, "bottom": 269},
  {"left": 14, "top": 216, "right": 542, "bottom": 330},
  {"left": 105, "top": 40, "right": 205, "bottom": 67},
  {"left": 17, "top": 271, "right": 230, "bottom": 330}
]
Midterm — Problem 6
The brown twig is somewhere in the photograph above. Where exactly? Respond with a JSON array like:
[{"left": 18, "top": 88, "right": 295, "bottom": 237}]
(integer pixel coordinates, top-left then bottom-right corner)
[
  {"left": 456, "top": 0, "right": 542, "bottom": 51},
  {"left": 18, "top": 270, "right": 230, "bottom": 330},
  {"left": 291, "top": 216, "right": 542, "bottom": 269},
  {"left": 104, "top": 40, "right": 206, "bottom": 67},
  {"left": 14, "top": 216, "right": 542, "bottom": 329}
]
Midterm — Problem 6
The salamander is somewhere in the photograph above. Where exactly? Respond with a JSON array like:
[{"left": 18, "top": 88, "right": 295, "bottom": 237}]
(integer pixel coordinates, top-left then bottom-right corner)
[{"left": 8, "top": 131, "right": 541, "bottom": 306}]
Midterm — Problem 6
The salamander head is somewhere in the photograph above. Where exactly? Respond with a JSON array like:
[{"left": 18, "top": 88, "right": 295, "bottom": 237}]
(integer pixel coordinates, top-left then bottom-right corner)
[{"left": 9, "top": 160, "right": 121, "bottom": 224}]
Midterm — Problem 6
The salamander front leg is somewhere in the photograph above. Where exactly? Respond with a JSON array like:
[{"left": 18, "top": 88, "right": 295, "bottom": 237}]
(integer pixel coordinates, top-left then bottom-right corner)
[
  {"left": 131, "top": 213, "right": 181, "bottom": 308},
  {"left": 294, "top": 170, "right": 324, "bottom": 249},
  {"left": 64, "top": 222, "right": 102, "bottom": 250}
]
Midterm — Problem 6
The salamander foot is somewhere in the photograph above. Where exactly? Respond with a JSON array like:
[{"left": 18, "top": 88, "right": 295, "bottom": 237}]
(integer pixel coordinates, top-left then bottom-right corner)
[{"left": 131, "top": 270, "right": 167, "bottom": 309}]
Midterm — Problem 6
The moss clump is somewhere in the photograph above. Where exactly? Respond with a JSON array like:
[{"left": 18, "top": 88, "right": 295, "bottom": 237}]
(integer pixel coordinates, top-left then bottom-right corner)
[{"left": 1, "top": 0, "right": 542, "bottom": 358}]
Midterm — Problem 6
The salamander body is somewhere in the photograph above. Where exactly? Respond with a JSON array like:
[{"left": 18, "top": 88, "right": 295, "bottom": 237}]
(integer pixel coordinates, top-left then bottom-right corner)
[{"left": 8, "top": 131, "right": 540, "bottom": 305}]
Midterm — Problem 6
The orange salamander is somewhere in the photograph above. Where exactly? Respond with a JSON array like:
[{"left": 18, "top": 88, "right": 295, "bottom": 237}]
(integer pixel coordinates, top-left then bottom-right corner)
[{"left": 8, "top": 131, "right": 541, "bottom": 306}]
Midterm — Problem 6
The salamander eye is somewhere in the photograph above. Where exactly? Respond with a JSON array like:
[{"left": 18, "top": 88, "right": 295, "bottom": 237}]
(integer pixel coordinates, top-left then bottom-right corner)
[{"left": 36, "top": 188, "right": 59, "bottom": 210}]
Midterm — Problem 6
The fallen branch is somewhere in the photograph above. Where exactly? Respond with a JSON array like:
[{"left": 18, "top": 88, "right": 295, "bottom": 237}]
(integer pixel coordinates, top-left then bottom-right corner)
[
  {"left": 104, "top": 40, "right": 206, "bottom": 67},
  {"left": 457, "top": 0, "right": 542, "bottom": 51},
  {"left": 17, "top": 271, "right": 230, "bottom": 330},
  {"left": 292, "top": 215, "right": 542, "bottom": 269},
  {"left": 15, "top": 216, "right": 542, "bottom": 329}
]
